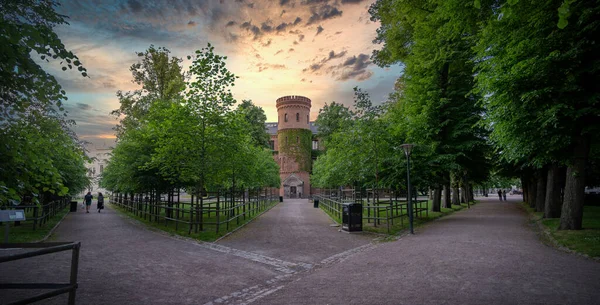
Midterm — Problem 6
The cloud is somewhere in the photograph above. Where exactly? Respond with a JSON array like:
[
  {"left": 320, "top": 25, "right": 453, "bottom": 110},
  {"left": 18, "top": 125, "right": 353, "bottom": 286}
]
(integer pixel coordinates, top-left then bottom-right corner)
[
  {"left": 226, "top": 21, "right": 237, "bottom": 27},
  {"left": 257, "top": 63, "right": 287, "bottom": 72},
  {"left": 302, "top": 49, "right": 346, "bottom": 74},
  {"left": 316, "top": 25, "right": 324, "bottom": 35},
  {"left": 262, "top": 39, "right": 272, "bottom": 47},
  {"left": 127, "top": 0, "right": 143, "bottom": 14},
  {"left": 298, "top": 34, "right": 305, "bottom": 41},
  {"left": 275, "top": 49, "right": 284, "bottom": 55},
  {"left": 334, "top": 53, "right": 373, "bottom": 81},
  {"left": 76, "top": 103, "right": 93, "bottom": 111},
  {"left": 187, "top": 20, "right": 196, "bottom": 27},
  {"left": 306, "top": 5, "right": 343, "bottom": 25}
]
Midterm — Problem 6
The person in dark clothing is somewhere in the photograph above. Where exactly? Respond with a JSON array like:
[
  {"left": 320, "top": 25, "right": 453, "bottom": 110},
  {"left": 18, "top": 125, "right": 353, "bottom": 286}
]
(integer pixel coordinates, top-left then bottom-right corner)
[
  {"left": 497, "top": 189, "right": 502, "bottom": 201},
  {"left": 84, "top": 192, "right": 93, "bottom": 213},
  {"left": 97, "top": 192, "right": 104, "bottom": 213},
  {"left": 502, "top": 190, "right": 507, "bottom": 201}
]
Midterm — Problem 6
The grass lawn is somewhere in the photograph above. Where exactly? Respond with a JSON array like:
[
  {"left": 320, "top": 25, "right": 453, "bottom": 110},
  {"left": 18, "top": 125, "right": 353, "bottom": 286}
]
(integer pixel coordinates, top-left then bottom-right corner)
[
  {"left": 0, "top": 206, "right": 70, "bottom": 243},
  {"left": 111, "top": 200, "right": 278, "bottom": 242},
  {"left": 541, "top": 206, "right": 600, "bottom": 258}
]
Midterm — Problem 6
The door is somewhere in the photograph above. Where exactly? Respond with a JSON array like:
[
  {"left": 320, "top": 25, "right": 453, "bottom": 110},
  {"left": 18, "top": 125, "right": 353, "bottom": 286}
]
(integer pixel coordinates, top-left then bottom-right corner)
[{"left": 290, "top": 186, "right": 297, "bottom": 198}]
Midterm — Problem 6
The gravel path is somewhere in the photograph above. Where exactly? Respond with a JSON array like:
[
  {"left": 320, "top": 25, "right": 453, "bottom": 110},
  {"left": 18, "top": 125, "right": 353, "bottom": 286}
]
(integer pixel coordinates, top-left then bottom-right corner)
[
  {"left": 2, "top": 196, "right": 598, "bottom": 305},
  {"left": 256, "top": 195, "right": 600, "bottom": 305}
]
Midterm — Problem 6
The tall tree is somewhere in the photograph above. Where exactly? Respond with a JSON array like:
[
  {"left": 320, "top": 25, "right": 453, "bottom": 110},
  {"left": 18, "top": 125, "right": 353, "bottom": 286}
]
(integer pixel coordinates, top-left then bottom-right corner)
[
  {"left": 237, "top": 100, "right": 270, "bottom": 148},
  {"left": 474, "top": 0, "right": 600, "bottom": 229},
  {"left": 111, "top": 46, "right": 185, "bottom": 138}
]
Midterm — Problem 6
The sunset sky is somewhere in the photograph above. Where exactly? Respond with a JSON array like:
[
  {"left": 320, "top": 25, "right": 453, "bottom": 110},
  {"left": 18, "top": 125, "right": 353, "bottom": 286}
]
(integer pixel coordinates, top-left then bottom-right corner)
[{"left": 46, "top": 0, "right": 403, "bottom": 147}]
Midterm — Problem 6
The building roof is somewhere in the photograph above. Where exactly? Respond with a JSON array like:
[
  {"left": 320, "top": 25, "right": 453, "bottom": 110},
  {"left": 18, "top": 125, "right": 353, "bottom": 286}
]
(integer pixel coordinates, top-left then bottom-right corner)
[{"left": 265, "top": 122, "right": 319, "bottom": 135}]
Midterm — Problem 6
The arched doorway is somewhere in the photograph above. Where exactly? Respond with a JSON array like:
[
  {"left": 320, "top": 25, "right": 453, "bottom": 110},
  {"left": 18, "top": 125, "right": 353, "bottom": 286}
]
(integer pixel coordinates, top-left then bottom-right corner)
[{"left": 283, "top": 174, "right": 304, "bottom": 198}]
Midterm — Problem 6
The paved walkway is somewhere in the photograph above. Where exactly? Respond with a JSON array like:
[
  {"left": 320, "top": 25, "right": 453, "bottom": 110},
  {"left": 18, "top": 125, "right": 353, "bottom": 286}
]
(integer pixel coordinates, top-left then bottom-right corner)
[
  {"left": 1, "top": 196, "right": 599, "bottom": 305},
  {"left": 218, "top": 198, "right": 374, "bottom": 264},
  {"left": 257, "top": 195, "right": 600, "bottom": 305}
]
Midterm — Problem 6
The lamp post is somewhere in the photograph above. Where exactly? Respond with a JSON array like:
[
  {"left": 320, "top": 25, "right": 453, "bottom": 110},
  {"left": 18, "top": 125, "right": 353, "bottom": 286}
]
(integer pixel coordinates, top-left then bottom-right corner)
[{"left": 400, "top": 143, "right": 415, "bottom": 234}]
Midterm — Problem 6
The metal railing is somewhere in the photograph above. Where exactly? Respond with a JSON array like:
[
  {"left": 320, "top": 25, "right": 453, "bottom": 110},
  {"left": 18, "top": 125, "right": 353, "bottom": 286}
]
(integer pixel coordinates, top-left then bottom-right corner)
[
  {"left": 313, "top": 191, "right": 429, "bottom": 233},
  {"left": 110, "top": 188, "right": 279, "bottom": 234},
  {"left": 0, "top": 242, "right": 81, "bottom": 305}
]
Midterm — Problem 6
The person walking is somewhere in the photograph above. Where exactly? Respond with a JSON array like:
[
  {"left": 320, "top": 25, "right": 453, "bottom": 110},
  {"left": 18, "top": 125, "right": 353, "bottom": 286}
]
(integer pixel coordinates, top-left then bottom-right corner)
[
  {"left": 84, "top": 191, "right": 93, "bottom": 213},
  {"left": 497, "top": 189, "right": 502, "bottom": 201},
  {"left": 502, "top": 190, "right": 507, "bottom": 201},
  {"left": 97, "top": 192, "right": 104, "bottom": 213}
]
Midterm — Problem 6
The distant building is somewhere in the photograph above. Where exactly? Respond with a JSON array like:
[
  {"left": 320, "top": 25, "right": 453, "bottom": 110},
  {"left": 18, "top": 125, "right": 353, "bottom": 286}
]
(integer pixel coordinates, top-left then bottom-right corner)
[
  {"left": 84, "top": 144, "right": 112, "bottom": 195},
  {"left": 266, "top": 95, "right": 321, "bottom": 198}
]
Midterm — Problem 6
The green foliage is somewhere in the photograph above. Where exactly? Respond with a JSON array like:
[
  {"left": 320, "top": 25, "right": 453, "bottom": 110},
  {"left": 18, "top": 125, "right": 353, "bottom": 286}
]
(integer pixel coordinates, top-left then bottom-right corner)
[
  {"left": 370, "top": 0, "right": 491, "bottom": 191},
  {"left": 279, "top": 129, "right": 313, "bottom": 172},
  {"left": 0, "top": 0, "right": 89, "bottom": 204},
  {"left": 315, "top": 101, "right": 353, "bottom": 143},
  {"left": 237, "top": 100, "right": 270, "bottom": 148},
  {"left": 111, "top": 45, "right": 185, "bottom": 138},
  {"left": 102, "top": 44, "right": 280, "bottom": 194},
  {"left": 0, "top": 0, "right": 87, "bottom": 123}
]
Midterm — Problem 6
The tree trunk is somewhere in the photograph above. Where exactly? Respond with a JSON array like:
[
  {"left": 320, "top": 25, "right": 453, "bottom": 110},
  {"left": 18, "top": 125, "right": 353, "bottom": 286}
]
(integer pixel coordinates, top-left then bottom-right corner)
[
  {"left": 527, "top": 176, "right": 537, "bottom": 209},
  {"left": 432, "top": 186, "right": 442, "bottom": 212},
  {"left": 460, "top": 186, "right": 466, "bottom": 203},
  {"left": 544, "top": 163, "right": 563, "bottom": 218},
  {"left": 559, "top": 135, "right": 590, "bottom": 230},
  {"left": 535, "top": 168, "right": 547, "bottom": 213},
  {"left": 443, "top": 182, "right": 451, "bottom": 209},
  {"left": 452, "top": 187, "right": 459, "bottom": 205},
  {"left": 521, "top": 175, "right": 527, "bottom": 203}
]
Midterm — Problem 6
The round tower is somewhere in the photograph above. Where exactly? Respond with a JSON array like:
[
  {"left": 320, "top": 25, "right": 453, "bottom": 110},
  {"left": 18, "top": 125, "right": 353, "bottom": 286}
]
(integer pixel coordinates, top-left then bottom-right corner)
[{"left": 276, "top": 96, "right": 312, "bottom": 198}]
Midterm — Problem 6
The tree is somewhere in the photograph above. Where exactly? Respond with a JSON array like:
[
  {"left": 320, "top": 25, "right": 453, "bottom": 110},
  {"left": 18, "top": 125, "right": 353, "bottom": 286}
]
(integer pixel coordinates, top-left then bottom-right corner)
[
  {"left": 315, "top": 101, "right": 353, "bottom": 144},
  {"left": 0, "top": 0, "right": 86, "bottom": 124},
  {"left": 111, "top": 45, "right": 185, "bottom": 138},
  {"left": 237, "top": 100, "right": 270, "bottom": 148},
  {"left": 1, "top": 0, "right": 89, "bottom": 204},
  {"left": 474, "top": 0, "right": 600, "bottom": 229},
  {"left": 370, "top": 0, "right": 491, "bottom": 211}
]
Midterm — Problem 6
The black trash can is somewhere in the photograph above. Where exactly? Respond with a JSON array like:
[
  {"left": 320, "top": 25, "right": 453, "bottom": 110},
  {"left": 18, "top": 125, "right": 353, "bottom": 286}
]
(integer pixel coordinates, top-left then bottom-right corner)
[
  {"left": 70, "top": 201, "right": 78, "bottom": 212},
  {"left": 342, "top": 203, "right": 362, "bottom": 232},
  {"left": 279, "top": 196, "right": 283, "bottom": 202},
  {"left": 313, "top": 199, "right": 319, "bottom": 208}
]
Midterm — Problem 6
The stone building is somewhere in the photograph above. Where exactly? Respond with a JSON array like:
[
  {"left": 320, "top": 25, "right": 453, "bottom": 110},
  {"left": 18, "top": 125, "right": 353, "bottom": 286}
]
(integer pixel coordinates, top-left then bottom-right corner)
[{"left": 266, "top": 96, "right": 320, "bottom": 198}]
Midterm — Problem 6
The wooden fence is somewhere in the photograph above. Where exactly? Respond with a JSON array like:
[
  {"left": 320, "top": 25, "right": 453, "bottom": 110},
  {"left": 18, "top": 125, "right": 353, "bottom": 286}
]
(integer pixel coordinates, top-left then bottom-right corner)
[
  {"left": 110, "top": 188, "right": 279, "bottom": 234},
  {"left": 0, "top": 198, "right": 71, "bottom": 231}
]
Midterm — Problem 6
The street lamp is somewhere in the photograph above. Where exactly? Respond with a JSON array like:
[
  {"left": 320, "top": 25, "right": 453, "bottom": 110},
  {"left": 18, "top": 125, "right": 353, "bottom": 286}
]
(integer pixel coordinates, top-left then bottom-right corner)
[{"left": 400, "top": 143, "right": 415, "bottom": 234}]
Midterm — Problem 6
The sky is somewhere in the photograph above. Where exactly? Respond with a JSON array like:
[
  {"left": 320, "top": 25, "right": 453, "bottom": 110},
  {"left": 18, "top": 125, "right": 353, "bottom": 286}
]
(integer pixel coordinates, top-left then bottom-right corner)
[{"left": 46, "top": 0, "right": 403, "bottom": 148}]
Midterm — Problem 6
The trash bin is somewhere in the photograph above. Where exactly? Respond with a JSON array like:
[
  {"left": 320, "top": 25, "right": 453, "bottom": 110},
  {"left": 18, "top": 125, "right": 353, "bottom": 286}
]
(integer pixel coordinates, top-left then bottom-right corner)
[
  {"left": 342, "top": 203, "right": 362, "bottom": 232},
  {"left": 279, "top": 196, "right": 283, "bottom": 202},
  {"left": 313, "top": 199, "right": 319, "bottom": 208},
  {"left": 70, "top": 201, "right": 78, "bottom": 212}
]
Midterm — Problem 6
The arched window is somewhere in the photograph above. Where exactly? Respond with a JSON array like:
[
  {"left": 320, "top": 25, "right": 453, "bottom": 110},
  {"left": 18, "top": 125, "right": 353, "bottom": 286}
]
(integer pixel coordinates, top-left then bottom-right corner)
[
  {"left": 296, "top": 113, "right": 300, "bottom": 122},
  {"left": 284, "top": 113, "right": 288, "bottom": 122}
]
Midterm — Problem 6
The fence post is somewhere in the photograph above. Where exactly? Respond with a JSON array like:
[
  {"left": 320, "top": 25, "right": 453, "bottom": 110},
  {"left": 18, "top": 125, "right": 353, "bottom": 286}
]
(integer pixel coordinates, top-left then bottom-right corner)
[{"left": 68, "top": 242, "right": 81, "bottom": 305}]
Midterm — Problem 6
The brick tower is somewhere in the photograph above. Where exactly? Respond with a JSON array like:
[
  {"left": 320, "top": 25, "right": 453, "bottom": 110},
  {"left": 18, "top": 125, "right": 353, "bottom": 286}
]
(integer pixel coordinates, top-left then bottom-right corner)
[{"left": 276, "top": 95, "right": 312, "bottom": 198}]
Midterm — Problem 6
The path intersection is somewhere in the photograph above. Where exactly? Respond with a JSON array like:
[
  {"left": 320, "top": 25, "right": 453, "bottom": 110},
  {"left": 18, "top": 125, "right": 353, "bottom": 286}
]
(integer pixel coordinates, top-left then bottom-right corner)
[{"left": 1, "top": 196, "right": 599, "bottom": 305}]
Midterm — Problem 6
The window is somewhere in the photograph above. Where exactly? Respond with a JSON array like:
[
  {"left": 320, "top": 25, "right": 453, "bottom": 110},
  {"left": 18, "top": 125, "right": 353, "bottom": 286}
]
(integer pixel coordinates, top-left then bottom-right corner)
[
  {"left": 269, "top": 140, "right": 275, "bottom": 150},
  {"left": 307, "top": 115, "right": 309, "bottom": 124},
  {"left": 296, "top": 113, "right": 299, "bottom": 122},
  {"left": 100, "top": 164, "right": 104, "bottom": 174},
  {"left": 284, "top": 113, "right": 288, "bottom": 122},
  {"left": 312, "top": 140, "right": 319, "bottom": 150}
]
